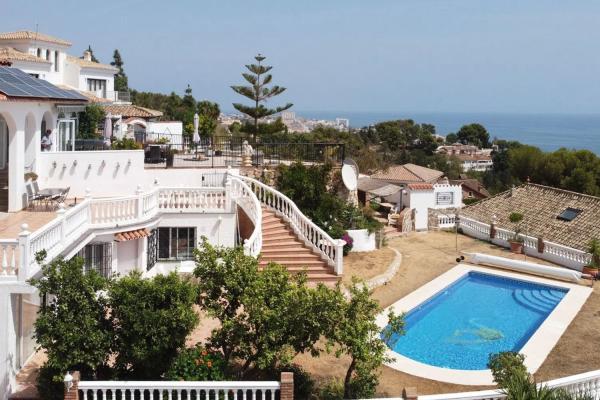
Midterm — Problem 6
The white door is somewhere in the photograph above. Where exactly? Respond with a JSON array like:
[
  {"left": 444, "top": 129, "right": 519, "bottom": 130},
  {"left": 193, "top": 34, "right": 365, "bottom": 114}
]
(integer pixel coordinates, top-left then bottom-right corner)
[{"left": 57, "top": 119, "right": 75, "bottom": 151}]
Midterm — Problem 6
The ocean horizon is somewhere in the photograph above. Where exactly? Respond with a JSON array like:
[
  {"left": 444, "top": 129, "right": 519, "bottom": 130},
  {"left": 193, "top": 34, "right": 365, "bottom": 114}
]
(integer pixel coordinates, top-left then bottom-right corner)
[{"left": 297, "top": 111, "right": 600, "bottom": 154}]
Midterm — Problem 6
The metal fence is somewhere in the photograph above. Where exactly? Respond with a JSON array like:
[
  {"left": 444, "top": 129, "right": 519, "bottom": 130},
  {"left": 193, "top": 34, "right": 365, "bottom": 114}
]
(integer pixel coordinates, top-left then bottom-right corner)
[{"left": 143, "top": 136, "right": 345, "bottom": 169}]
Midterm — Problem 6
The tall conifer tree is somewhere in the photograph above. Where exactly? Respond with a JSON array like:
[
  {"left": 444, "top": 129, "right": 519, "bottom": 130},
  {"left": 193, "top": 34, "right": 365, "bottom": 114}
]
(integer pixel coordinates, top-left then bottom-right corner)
[
  {"left": 111, "top": 49, "right": 129, "bottom": 92},
  {"left": 231, "top": 54, "right": 292, "bottom": 138}
]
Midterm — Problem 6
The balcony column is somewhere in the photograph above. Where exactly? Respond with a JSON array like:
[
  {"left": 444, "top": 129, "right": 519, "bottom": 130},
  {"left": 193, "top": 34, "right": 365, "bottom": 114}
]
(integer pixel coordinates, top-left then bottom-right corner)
[{"left": 8, "top": 116, "right": 25, "bottom": 212}]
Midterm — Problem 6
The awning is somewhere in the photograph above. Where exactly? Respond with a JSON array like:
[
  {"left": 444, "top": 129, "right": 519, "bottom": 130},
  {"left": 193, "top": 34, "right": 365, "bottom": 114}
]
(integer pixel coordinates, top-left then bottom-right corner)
[{"left": 115, "top": 228, "right": 150, "bottom": 242}]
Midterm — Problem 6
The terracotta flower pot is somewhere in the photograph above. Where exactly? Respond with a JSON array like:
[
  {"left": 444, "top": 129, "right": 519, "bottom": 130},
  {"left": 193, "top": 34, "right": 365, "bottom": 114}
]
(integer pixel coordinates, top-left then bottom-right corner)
[
  {"left": 509, "top": 241, "right": 523, "bottom": 254},
  {"left": 582, "top": 266, "right": 599, "bottom": 277}
]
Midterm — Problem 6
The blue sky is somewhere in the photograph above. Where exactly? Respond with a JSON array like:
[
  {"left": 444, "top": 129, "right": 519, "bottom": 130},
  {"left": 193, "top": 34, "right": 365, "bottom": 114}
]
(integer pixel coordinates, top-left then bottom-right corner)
[{"left": 2, "top": 0, "right": 599, "bottom": 114}]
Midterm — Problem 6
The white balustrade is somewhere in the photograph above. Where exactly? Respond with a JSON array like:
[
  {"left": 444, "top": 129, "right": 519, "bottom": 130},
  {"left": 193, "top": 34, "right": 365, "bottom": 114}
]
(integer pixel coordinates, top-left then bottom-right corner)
[
  {"left": 0, "top": 240, "right": 18, "bottom": 276},
  {"left": 77, "top": 380, "right": 281, "bottom": 400},
  {"left": 459, "top": 215, "right": 593, "bottom": 271},
  {"left": 234, "top": 174, "right": 344, "bottom": 275},
  {"left": 158, "top": 188, "right": 226, "bottom": 211},
  {"left": 90, "top": 196, "right": 139, "bottom": 225},
  {"left": 228, "top": 176, "right": 262, "bottom": 257},
  {"left": 437, "top": 214, "right": 456, "bottom": 228},
  {"left": 364, "top": 370, "right": 600, "bottom": 400}
]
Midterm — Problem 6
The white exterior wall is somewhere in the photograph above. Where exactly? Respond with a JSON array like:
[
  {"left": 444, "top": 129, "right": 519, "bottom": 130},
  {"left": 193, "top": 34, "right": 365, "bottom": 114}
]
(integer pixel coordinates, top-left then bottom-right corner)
[
  {"left": 78, "top": 69, "right": 115, "bottom": 96},
  {"left": 407, "top": 190, "right": 436, "bottom": 231},
  {"left": 37, "top": 150, "right": 231, "bottom": 198},
  {"left": 146, "top": 121, "right": 183, "bottom": 145},
  {"left": 116, "top": 240, "right": 139, "bottom": 275},
  {"left": 0, "top": 101, "right": 57, "bottom": 211},
  {"left": 432, "top": 183, "right": 463, "bottom": 209},
  {"left": 406, "top": 184, "right": 462, "bottom": 230}
]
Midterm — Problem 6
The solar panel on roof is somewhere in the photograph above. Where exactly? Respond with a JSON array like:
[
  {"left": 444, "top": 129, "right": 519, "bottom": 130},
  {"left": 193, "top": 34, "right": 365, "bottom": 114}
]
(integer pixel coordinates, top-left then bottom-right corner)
[
  {"left": 0, "top": 66, "right": 87, "bottom": 101},
  {"left": 557, "top": 207, "right": 582, "bottom": 222}
]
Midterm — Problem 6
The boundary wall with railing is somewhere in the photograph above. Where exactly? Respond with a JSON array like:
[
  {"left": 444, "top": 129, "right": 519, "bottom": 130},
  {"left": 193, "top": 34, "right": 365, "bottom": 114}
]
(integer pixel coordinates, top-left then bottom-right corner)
[
  {"left": 459, "top": 216, "right": 591, "bottom": 271},
  {"left": 365, "top": 369, "right": 600, "bottom": 400}
]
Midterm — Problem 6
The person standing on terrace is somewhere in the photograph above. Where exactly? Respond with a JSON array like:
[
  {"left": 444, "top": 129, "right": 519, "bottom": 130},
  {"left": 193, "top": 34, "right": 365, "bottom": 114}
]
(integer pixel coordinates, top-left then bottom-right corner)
[{"left": 41, "top": 129, "right": 53, "bottom": 152}]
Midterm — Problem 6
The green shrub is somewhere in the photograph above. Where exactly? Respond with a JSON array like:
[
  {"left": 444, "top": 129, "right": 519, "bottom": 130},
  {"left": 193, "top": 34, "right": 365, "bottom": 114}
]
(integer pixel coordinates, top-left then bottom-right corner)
[
  {"left": 36, "top": 363, "right": 64, "bottom": 400},
  {"left": 110, "top": 271, "right": 199, "bottom": 379},
  {"left": 165, "top": 344, "right": 226, "bottom": 381},
  {"left": 318, "top": 379, "right": 344, "bottom": 400},
  {"left": 263, "top": 364, "right": 315, "bottom": 400},
  {"left": 488, "top": 352, "right": 528, "bottom": 387},
  {"left": 111, "top": 137, "right": 142, "bottom": 150}
]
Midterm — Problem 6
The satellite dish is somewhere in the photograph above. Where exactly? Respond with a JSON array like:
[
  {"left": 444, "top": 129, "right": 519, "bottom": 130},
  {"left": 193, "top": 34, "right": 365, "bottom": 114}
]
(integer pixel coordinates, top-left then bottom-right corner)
[
  {"left": 341, "top": 164, "right": 358, "bottom": 191},
  {"left": 343, "top": 159, "right": 359, "bottom": 178}
]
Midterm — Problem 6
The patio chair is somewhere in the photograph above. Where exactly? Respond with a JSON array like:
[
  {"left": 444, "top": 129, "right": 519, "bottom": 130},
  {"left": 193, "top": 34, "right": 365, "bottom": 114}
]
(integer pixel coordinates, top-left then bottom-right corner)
[
  {"left": 25, "top": 182, "right": 49, "bottom": 210},
  {"left": 48, "top": 187, "right": 70, "bottom": 209}
]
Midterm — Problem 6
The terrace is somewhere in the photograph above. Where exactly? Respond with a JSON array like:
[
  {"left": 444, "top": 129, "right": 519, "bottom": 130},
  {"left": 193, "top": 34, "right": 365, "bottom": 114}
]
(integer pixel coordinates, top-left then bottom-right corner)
[{"left": 295, "top": 231, "right": 598, "bottom": 397}]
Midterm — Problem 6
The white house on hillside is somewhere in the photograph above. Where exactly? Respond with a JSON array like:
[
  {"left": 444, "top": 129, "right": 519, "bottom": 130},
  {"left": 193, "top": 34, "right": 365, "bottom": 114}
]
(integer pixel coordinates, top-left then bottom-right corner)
[{"left": 0, "top": 30, "right": 121, "bottom": 102}]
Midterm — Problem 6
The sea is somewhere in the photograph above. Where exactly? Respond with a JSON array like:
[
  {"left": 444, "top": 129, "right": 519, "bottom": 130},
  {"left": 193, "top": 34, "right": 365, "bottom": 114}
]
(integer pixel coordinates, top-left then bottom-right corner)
[{"left": 299, "top": 111, "right": 600, "bottom": 154}]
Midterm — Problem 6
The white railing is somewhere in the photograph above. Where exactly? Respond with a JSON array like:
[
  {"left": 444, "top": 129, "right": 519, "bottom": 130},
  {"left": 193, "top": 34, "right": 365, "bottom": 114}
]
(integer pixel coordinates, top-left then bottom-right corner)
[
  {"left": 235, "top": 174, "right": 345, "bottom": 275},
  {"left": 158, "top": 187, "right": 226, "bottom": 212},
  {"left": 437, "top": 214, "right": 456, "bottom": 228},
  {"left": 228, "top": 176, "right": 262, "bottom": 257},
  {"left": 365, "top": 370, "right": 600, "bottom": 400},
  {"left": 19, "top": 186, "right": 233, "bottom": 280},
  {"left": 459, "top": 216, "right": 591, "bottom": 271},
  {"left": 0, "top": 240, "right": 18, "bottom": 277},
  {"left": 77, "top": 380, "right": 281, "bottom": 400}
]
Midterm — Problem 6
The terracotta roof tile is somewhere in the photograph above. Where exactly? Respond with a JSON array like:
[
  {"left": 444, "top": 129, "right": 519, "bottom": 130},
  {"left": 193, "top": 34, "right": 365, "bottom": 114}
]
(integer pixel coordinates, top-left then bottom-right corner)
[
  {"left": 461, "top": 183, "right": 600, "bottom": 251},
  {"left": 371, "top": 163, "right": 444, "bottom": 184},
  {"left": 102, "top": 104, "right": 163, "bottom": 118},
  {"left": 66, "top": 55, "right": 118, "bottom": 71},
  {"left": 115, "top": 228, "right": 150, "bottom": 242},
  {"left": 0, "top": 47, "right": 51, "bottom": 64},
  {"left": 407, "top": 183, "right": 434, "bottom": 190},
  {"left": 0, "top": 31, "right": 71, "bottom": 46}
]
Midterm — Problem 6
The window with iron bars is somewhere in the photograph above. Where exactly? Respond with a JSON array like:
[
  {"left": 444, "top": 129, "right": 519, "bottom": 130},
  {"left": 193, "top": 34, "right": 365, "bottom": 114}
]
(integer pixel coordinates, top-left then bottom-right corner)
[{"left": 76, "top": 243, "right": 112, "bottom": 278}]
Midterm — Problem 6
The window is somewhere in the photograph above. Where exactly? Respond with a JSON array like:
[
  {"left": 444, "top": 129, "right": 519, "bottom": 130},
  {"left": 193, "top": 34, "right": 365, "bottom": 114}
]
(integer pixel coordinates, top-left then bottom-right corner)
[
  {"left": 28, "top": 73, "right": 39, "bottom": 79},
  {"left": 54, "top": 51, "right": 59, "bottom": 72},
  {"left": 557, "top": 208, "right": 582, "bottom": 222},
  {"left": 76, "top": 243, "right": 112, "bottom": 277},
  {"left": 156, "top": 227, "right": 196, "bottom": 260},
  {"left": 45, "top": 49, "right": 50, "bottom": 61},
  {"left": 436, "top": 192, "right": 454, "bottom": 206},
  {"left": 36, "top": 48, "right": 41, "bottom": 58},
  {"left": 87, "top": 78, "right": 107, "bottom": 97}
]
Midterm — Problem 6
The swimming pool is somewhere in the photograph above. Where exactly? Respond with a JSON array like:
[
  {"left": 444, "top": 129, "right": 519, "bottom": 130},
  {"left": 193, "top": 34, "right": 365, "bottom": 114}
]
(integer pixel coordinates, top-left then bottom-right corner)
[{"left": 386, "top": 271, "right": 568, "bottom": 370}]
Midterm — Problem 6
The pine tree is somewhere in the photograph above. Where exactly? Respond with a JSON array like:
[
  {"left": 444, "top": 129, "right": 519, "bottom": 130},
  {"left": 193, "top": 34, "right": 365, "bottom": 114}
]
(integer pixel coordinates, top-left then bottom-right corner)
[
  {"left": 111, "top": 49, "right": 129, "bottom": 92},
  {"left": 86, "top": 45, "right": 99, "bottom": 62},
  {"left": 231, "top": 54, "right": 292, "bottom": 138}
]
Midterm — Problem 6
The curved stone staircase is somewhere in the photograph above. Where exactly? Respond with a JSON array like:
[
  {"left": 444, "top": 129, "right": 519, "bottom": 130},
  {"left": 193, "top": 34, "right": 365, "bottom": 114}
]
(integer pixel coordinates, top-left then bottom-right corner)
[{"left": 259, "top": 207, "right": 340, "bottom": 285}]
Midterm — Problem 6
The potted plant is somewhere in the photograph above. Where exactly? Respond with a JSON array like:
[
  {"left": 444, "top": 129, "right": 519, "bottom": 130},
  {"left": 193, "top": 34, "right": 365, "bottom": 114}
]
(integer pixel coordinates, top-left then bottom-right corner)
[
  {"left": 166, "top": 148, "right": 178, "bottom": 167},
  {"left": 508, "top": 212, "right": 524, "bottom": 254},
  {"left": 582, "top": 238, "right": 600, "bottom": 276}
]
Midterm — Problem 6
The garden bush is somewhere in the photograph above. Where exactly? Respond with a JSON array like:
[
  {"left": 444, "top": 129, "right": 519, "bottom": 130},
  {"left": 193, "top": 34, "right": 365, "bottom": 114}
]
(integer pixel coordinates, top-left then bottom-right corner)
[{"left": 165, "top": 344, "right": 226, "bottom": 381}]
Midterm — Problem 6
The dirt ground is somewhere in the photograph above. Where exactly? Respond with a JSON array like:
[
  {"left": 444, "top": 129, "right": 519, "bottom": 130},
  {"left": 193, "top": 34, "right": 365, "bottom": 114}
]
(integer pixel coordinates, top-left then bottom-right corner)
[
  {"left": 17, "top": 231, "right": 597, "bottom": 399},
  {"left": 296, "top": 231, "right": 599, "bottom": 397},
  {"left": 342, "top": 246, "right": 397, "bottom": 286}
]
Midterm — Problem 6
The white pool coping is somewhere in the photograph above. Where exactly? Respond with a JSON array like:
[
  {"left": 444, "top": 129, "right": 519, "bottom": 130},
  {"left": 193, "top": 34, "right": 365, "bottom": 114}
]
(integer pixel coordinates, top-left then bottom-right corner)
[{"left": 377, "top": 264, "right": 592, "bottom": 386}]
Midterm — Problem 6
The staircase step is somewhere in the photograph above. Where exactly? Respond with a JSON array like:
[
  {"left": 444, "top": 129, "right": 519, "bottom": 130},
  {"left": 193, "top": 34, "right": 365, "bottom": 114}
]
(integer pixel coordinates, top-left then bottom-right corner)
[
  {"left": 262, "top": 241, "right": 307, "bottom": 248},
  {"left": 261, "top": 247, "right": 313, "bottom": 254},
  {"left": 261, "top": 254, "right": 322, "bottom": 262},
  {"left": 259, "top": 259, "right": 326, "bottom": 266}
]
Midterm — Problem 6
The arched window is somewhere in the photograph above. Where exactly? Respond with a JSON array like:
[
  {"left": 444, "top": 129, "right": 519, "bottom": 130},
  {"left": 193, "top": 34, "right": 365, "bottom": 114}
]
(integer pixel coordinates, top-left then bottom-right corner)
[{"left": 36, "top": 48, "right": 41, "bottom": 58}]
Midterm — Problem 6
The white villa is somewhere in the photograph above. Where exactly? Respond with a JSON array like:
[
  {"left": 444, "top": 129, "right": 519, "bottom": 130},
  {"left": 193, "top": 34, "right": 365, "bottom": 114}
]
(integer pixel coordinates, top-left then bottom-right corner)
[
  {"left": 0, "top": 31, "right": 597, "bottom": 400},
  {"left": 0, "top": 64, "right": 347, "bottom": 399}
]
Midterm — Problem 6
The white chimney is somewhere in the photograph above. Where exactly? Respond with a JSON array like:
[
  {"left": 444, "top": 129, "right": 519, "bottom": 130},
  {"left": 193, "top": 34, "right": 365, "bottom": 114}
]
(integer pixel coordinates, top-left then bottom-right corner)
[{"left": 83, "top": 50, "right": 92, "bottom": 61}]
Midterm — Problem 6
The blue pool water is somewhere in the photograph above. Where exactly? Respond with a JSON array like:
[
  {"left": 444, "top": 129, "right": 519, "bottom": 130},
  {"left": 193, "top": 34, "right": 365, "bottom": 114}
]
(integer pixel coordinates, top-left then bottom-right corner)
[{"left": 386, "top": 272, "right": 568, "bottom": 370}]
